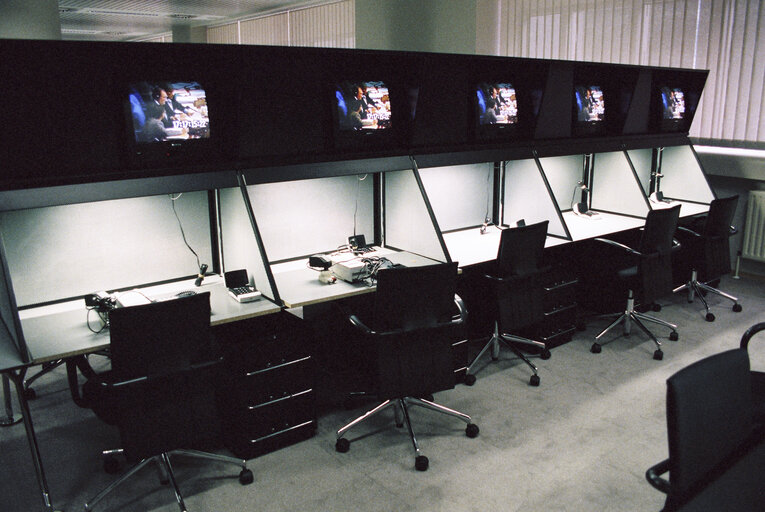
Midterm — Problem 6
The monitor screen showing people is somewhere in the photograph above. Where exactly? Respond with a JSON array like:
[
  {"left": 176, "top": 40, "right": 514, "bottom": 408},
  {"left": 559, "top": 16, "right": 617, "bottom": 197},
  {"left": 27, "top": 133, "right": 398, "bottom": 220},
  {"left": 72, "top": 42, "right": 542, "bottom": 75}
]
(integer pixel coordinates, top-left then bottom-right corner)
[
  {"left": 128, "top": 81, "right": 210, "bottom": 143},
  {"left": 477, "top": 83, "right": 518, "bottom": 125},
  {"left": 574, "top": 85, "right": 605, "bottom": 122},
  {"left": 335, "top": 81, "right": 392, "bottom": 131},
  {"left": 660, "top": 86, "right": 685, "bottom": 120}
]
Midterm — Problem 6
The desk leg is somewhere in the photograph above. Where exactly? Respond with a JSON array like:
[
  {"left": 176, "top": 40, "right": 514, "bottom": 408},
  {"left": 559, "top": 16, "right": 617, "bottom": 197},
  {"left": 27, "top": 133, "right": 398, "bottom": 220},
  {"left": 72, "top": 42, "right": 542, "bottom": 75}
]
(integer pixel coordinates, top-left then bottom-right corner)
[
  {"left": 1, "top": 374, "right": 22, "bottom": 426},
  {"left": 4, "top": 369, "right": 60, "bottom": 512}
]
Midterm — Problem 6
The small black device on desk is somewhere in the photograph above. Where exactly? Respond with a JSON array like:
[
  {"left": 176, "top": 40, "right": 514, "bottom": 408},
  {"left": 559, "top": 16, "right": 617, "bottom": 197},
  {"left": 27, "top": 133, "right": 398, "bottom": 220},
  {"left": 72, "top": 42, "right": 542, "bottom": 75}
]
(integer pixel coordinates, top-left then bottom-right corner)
[
  {"left": 348, "top": 234, "right": 373, "bottom": 254},
  {"left": 224, "top": 269, "right": 262, "bottom": 303}
]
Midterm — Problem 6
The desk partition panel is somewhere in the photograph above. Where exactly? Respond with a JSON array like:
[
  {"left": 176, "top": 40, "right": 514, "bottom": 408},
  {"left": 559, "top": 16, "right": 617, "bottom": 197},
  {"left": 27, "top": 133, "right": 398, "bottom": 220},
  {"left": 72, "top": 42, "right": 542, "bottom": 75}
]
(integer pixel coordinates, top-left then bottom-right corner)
[
  {"left": 590, "top": 151, "right": 650, "bottom": 217},
  {"left": 630, "top": 145, "right": 715, "bottom": 205},
  {"left": 218, "top": 186, "right": 276, "bottom": 301},
  {"left": 384, "top": 168, "right": 449, "bottom": 263},
  {"left": 418, "top": 163, "right": 494, "bottom": 232},
  {"left": 503, "top": 158, "right": 567, "bottom": 238},
  {"left": 0, "top": 234, "right": 27, "bottom": 364},
  {"left": 537, "top": 154, "right": 586, "bottom": 213},
  {"left": 627, "top": 148, "right": 655, "bottom": 196},
  {"left": 0, "top": 192, "right": 213, "bottom": 307},
  {"left": 244, "top": 174, "right": 375, "bottom": 262}
]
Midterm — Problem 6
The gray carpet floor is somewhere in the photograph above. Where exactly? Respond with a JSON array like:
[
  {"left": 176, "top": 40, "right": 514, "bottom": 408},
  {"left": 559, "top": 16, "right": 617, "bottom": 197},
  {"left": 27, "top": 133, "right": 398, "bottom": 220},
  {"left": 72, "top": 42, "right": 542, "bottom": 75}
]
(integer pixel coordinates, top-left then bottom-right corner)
[{"left": 2, "top": 274, "right": 763, "bottom": 512}]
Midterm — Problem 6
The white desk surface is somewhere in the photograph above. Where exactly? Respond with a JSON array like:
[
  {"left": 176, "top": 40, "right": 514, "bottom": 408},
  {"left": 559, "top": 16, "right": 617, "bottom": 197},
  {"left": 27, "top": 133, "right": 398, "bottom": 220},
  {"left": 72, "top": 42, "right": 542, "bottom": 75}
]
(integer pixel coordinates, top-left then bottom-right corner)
[
  {"left": 272, "top": 248, "right": 440, "bottom": 309},
  {"left": 442, "top": 226, "right": 569, "bottom": 268},
  {"left": 18, "top": 276, "right": 282, "bottom": 365},
  {"left": 563, "top": 211, "right": 646, "bottom": 241},
  {"left": 651, "top": 199, "right": 710, "bottom": 217}
]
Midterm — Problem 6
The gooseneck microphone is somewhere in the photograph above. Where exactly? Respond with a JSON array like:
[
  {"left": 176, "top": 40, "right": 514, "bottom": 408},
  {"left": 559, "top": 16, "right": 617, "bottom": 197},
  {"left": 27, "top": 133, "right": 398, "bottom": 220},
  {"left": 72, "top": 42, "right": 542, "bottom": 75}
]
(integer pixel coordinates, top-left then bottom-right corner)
[{"left": 195, "top": 263, "right": 208, "bottom": 287}]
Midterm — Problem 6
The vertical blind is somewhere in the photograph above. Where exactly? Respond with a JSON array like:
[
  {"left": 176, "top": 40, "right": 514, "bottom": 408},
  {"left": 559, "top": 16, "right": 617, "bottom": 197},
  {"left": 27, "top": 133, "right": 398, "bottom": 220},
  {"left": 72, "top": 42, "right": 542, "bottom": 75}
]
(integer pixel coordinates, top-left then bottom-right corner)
[
  {"left": 206, "top": 0, "right": 354, "bottom": 48},
  {"left": 486, "top": 0, "right": 765, "bottom": 144}
]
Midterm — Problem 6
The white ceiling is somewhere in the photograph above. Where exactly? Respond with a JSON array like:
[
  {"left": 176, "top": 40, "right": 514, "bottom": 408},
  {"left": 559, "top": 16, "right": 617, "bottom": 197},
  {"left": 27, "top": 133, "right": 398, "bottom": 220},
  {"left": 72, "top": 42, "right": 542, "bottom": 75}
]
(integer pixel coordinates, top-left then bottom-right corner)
[{"left": 58, "top": 0, "right": 328, "bottom": 41}]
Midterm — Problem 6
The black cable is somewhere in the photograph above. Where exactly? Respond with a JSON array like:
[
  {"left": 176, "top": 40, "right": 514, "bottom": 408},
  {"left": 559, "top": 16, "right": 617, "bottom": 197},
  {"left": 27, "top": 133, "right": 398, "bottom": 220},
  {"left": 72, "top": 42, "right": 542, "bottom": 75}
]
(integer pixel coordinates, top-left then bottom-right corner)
[
  {"left": 353, "top": 174, "right": 367, "bottom": 237},
  {"left": 170, "top": 193, "right": 202, "bottom": 270}
]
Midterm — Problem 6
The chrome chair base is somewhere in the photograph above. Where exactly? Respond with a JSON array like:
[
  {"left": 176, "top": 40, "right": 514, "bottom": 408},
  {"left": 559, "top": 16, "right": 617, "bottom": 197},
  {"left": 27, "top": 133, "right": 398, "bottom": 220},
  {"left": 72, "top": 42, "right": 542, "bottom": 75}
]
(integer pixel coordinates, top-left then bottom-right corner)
[
  {"left": 84, "top": 449, "right": 252, "bottom": 511},
  {"left": 335, "top": 396, "right": 478, "bottom": 471},
  {"left": 673, "top": 270, "right": 742, "bottom": 322},
  {"left": 592, "top": 290, "right": 678, "bottom": 360},
  {"left": 465, "top": 322, "right": 549, "bottom": 386}
]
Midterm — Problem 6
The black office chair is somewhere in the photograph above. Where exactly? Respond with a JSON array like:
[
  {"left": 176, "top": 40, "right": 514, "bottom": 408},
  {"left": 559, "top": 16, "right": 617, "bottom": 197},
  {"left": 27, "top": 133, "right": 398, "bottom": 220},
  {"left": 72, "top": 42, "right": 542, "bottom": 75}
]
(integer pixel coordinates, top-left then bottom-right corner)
[
  {"left": 334, "top": 262, "right": 479, "bottom": 471},
  {"left": 741, "top": 322, "right": 765, "bottom": 426},
  {"left": 465, "top": 221, "right": 551, "bottom": 387},
  {"left": 645, "top": 349, "right": 756, "bottom": 511},
  {"left": 591, "top": 205, "right": 681, "bottom": 360},
  {"left": 74, "top": 292, "right": 253, "bottom": 512},
  {"left": 673, "top": 195, "right": 742, "bottom": 321}
]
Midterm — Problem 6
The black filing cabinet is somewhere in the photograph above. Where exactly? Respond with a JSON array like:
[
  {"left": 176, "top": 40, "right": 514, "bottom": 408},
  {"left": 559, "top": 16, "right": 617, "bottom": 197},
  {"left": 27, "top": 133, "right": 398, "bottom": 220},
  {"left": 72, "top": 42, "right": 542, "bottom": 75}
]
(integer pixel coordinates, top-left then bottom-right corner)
[
  {"left": 532, "top": 270, "right": 578, "bottom": 348},
  {"left": 214, "top": 311, "right": 316, "bottom": 459}
]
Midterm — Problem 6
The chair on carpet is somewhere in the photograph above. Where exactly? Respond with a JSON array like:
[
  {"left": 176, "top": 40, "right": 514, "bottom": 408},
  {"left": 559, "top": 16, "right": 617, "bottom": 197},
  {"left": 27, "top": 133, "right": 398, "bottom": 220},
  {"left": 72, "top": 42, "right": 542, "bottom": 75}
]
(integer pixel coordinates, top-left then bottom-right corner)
[
  {"left": 673, "top": 195, "right": 742, "bottom": 321},
  {"left": 334, "top": 262, "right": 479, "bottom": 471},
  {"left": 465, "top": 220, "right": 551, "bottom": 386},
  {"left": 591, "top": 205, "right": 681, "bottom": 360},
  {"left": 71, "top": 292, "right": 252, "bottom": 511}
]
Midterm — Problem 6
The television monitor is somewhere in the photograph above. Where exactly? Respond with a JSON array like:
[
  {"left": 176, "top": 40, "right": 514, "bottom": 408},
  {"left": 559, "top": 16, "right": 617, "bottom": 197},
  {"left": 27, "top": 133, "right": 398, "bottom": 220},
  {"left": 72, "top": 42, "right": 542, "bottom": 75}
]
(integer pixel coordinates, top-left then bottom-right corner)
[
  {"left": 476, "top": 83, "right": 518, "bottom": 126},
  {"left": 574, "top": 85, "right": 605, "bottom": 123},
  {"left": 660, "top": 87, "right": 685, "bottom": 120},
  {"left": 334, "top": 81, "right": 392, "bottom": 132},
  {"left": 128, "top": 81, "right": 210, "bottom": 144}
]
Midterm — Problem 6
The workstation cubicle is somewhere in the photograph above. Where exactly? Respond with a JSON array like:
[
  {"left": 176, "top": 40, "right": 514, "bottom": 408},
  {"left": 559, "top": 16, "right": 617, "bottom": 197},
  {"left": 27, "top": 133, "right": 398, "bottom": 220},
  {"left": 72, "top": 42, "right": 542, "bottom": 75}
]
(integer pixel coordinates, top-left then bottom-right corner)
[{"left": 0, "top": 38, "right": 716, "bottom": 510}]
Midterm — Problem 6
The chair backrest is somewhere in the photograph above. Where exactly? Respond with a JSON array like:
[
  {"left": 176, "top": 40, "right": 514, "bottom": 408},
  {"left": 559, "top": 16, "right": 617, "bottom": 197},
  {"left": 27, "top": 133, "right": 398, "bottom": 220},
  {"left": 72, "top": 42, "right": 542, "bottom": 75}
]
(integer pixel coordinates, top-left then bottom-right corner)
[
  {"left": 703, "top": 195, "right": 738, "bottom": 239},
  {"left": 108, "top": 292, "right": 213, "bottom": 380},
  {"left": 639, "top": 205, "right": 681, "bottom": 257},
  {"left": 371, "top": 262, "right": 460, "bottom": 398},
  {"left": 666, "top": 348, "right": 753, "bottom": 506},
  {"left": 637, "top": 205, "right": 680, "bottom": 303},
  {"left": 106, "top": 292, "right": 219, "bottom": 459},
  {"left": 496, "top": 220, "right": 548, "bottom": 277},
  {"left": 372, "top": 262, "right": 458, "bottom": 332},
  {"left": 493, "top": 221, "right": 548, "bottom": 330}
]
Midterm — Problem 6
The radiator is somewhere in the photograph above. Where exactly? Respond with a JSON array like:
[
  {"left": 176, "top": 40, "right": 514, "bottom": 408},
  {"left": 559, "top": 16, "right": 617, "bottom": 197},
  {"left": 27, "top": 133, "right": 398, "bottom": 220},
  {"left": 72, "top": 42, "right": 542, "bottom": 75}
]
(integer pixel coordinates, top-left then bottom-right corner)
[{"left": 742, "top": 190, "right": 765, "bottom": 263}]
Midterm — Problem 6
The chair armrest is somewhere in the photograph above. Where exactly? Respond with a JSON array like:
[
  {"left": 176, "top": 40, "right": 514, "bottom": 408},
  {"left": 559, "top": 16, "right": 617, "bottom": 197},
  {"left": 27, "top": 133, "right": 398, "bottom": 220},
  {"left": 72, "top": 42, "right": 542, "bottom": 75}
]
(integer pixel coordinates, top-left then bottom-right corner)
[
  {"left": 645, "top": 459, "right": 671, "bottom": 494},
  {"left": 677, "top": 225, "right": 701, "bottom": 237},
  {"left": 741, "top": 322, "right": 765, "bottom": 350},
  {"left": 349, "top": 314, "right": 376, "bottom": 335},
  {"left": 453, "top": 293, "right": 467, "bottom": 324},
  {"left": 593, "top": 237, "right": 641, "bottom": 256},
  {"left": 348, "top": 294, "right": 468, "bottom": 336}
]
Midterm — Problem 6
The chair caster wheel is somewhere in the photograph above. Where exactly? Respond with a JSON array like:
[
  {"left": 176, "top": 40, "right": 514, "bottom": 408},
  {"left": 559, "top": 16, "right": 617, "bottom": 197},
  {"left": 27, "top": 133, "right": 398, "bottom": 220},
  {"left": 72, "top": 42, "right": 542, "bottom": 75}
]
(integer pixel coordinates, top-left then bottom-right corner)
[
  {"left": 335, "top": 438, "right": 350, "bottom": 453},
  {"left": 239, "top": 468, "right": 254, "bottom": 485},
  {"left": 654, "top": 349, "right": 664, "bottom": 361},
  {"left": 23, "top": 387, "right": 36, "bottom": 400},
  {"left": 733, "top": 303, "right": 742, "bottom": 312},
  {"left": 540, "top": 349, "right": 551, "bottom": 360},
  {"left": 415, "top": 455, "right": 429, "bottom": 471},
  {"left": 465, "top": 423, "right": 479, "bottom": 438},
  {"left": 103, "top": 455, "right": 121, "bottom": 474},
  {"left": 705, "top": 313, "right": 715, "bottom": 322},
  {"left": 464, "top": 373, "right": 476, "bottom": 386},
  {"left": 529, "top": 374, "right": 540, "bottom": 386},
  {"left": 669, "top": 331, "right": 679, "bottom": 341},
  {"left": 591, "top": 343, "right": 601, "bottom": 354},
  {"left": 652, "top": 303, "right": 662, "bottom": 312}
]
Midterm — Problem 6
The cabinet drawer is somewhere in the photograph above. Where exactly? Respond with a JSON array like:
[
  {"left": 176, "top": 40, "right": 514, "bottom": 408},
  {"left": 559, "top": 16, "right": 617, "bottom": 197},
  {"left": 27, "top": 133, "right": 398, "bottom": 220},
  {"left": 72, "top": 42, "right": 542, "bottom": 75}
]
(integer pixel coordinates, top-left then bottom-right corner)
[
  {"left": 235, "top": 356, "right": 314, "bottom": 406},
  {"left": 231, "top": 389, "right": 316, "bottom": 441}
]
